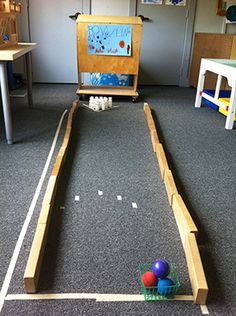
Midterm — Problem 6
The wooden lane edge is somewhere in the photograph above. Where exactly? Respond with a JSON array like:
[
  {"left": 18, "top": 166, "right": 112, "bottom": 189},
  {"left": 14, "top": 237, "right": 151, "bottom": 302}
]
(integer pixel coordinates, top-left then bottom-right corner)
[
  {"left": 143, "top": 102, "right": 160, "bottom": 152},
  {"left": 172, "top": 193, "right": 198, "bottom": 246},
  {"left": 24, "top": 100, "right": 79, "bottom": 294},
  {"left": 164, "top": 169, "right": 178, "bottom": 206},
  {"left": 23, "top": 223, "right": 48, "bottom": 293},
  {"left": 155, "top": 143, "right": 169, "bottom": 180},
  {"left": 150, "top": 129, "right": 160, "bottom": 153},
  {"left": 172, "top": 194, "right": 198, "bottom": 236},
  {"left": 143, "top": 102, "right": 208, "bottom": 305},
  {"left": 41, "top": 175, "right": 58, "bottom": 206},
  {"left": 184, "top": 233, "right": 208, "bottom": 304}
]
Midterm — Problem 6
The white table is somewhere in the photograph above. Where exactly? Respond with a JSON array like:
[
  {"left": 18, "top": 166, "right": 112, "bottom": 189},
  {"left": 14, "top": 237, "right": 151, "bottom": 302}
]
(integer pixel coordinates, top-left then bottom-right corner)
[
  {"left": 0, "top": 43, "right": 37, "bottom": 144},
  {"left": 194, "top": 58, "right": 236, "bottom": 129}
]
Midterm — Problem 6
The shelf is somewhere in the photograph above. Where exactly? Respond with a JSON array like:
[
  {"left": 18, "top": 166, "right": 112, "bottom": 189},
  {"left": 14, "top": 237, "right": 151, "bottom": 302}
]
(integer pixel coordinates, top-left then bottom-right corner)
[{"left": 77, "top": 85, "right": 139, "bottom": 97}]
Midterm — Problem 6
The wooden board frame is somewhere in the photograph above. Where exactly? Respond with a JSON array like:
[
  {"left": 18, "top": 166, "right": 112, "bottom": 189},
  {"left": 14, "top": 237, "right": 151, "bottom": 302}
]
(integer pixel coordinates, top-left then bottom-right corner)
[
  {"left": 24, "top": 101, "right": 79, "bottom": 294},
  {"left": 76, "top": 15, "right": 142, "bottom": 98},
  {"left": 143, "top": 102, "right": 208, "bottom": 305}
]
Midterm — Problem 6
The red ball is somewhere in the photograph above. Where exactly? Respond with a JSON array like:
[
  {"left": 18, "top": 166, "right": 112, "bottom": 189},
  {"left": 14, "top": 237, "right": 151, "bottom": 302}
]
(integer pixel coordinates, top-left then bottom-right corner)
[{"left": 141, "top": 271, "right": 158, "bottom": 287}]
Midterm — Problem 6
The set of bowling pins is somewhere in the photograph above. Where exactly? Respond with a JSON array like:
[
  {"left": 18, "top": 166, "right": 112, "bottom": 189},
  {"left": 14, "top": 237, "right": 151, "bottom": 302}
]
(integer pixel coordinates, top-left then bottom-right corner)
[{"left": 89, "top": 96, "right": 113, "bottom": 111}]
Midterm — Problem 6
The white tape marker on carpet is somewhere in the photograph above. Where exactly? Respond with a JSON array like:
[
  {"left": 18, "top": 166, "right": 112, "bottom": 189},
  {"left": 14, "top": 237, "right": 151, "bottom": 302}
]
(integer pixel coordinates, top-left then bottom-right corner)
[{"left": 200, "top": 305, "right": 209, "bottom": 315}]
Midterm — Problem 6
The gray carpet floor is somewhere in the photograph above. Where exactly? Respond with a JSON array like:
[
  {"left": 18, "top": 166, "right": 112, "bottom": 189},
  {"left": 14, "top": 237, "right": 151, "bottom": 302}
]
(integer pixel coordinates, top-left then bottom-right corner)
[{"left": 0, "top": 84, "right": 235, "bottom": 316}]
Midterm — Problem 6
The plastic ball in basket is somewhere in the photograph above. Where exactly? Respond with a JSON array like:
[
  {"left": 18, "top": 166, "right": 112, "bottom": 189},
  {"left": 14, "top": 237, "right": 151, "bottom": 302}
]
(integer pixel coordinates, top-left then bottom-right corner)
[{"left": 140, "top": 260, "right": 180, "bottom": 301}]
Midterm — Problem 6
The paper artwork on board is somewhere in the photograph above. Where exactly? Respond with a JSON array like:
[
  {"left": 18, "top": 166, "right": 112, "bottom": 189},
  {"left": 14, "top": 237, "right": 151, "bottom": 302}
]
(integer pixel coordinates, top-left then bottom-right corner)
[
  {"left": 165, "top": 0, "right": 186, "bottom": 5},
  {"left": 141, "top": 0, "right": 163, "bottom": 4},
  {"left": 87, "top": 24, "right": 132, "bottom": 56}
]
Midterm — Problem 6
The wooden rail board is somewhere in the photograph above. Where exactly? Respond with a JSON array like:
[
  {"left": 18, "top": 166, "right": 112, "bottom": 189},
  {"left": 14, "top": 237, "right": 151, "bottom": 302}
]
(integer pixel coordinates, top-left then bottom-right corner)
[
  {"left": 143, "top": 103, "right": 160, "bottom": 152},
  {"left": 24, "top": 101, "right": 79, "bottom": 294},
  {"left": 172, "top": 194, "right": 198, "bottom": 243},
  {"left": 184, "top": 233, "right": 208, "bottom": 304},
  {"left": 143, "top": 102, "right": 208, "bottom": 304},
  {"left": 150, "top": 129, "right": 160, "bottom": 153},
  {"left": 164, "top": 169, "right": 178, "bottom": 206},
  {"left": 155, "top": 143, "right": 169, "bottom": 180},
  {"left": 24, "top": 223, "right": 48, "bottom": 293}
]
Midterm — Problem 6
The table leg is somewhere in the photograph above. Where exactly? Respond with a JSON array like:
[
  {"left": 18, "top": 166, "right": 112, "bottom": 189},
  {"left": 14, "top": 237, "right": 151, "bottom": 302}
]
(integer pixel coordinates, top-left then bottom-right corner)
[
  {"left": 194, "top": 71, "right": 205, "bottom": 108},
  {"left": 225, "top": 85, "right": 236, "bottom": 130},
  {"left": 0, "top": 62, "right": 13, "bottom": 144},
  {"left": 25, "top": 52, "right": 33, "bottom": 108}
]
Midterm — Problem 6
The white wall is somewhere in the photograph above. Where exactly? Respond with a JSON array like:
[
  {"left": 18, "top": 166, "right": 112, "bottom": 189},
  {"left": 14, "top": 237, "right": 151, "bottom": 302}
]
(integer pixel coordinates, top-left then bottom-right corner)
[
  {"left": 91, "top": 0, "right": 129, "bottom": 16},
  {"left": 194, "top": 0, "right": 236, "bottom": 34},
  {"left": 194, "top": 0, "right": 224, "bottom": 33}
]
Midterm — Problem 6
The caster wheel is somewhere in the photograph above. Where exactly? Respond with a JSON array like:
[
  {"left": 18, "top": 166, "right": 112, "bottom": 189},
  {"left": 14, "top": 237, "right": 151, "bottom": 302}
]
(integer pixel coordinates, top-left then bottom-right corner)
[{"left": 132, "top": 97, "right": 138, "bottom": 103}]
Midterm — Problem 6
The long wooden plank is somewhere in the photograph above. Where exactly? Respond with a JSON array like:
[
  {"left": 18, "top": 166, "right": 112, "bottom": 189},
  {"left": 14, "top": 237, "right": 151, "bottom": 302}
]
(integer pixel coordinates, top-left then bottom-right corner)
[
  {"left": 172, "top": 194, "right": 198, "bottom": 241},
  {"left": 51, "top": 154, "right": 65, "bottom": 177},
  {"left": 37, "top": 203, "right": 51, "bottom": 225},
  {"left": 150, "top": 129, "right": 160, "bottom": 152},
  {"left": 143, "top": 102, "right": 151, "bottom": 114},
  {"left": 143, "top": 103, "right": 160, "bottom": 152},
  {"left": 41, "top": 175, "right": 57, "bottom": 206},
  {"left": 24, "top": 224, "right": 48, "bottom": 293},
  {"left": 184, "top": 233, "right": 208, "bottom": 304},
  {"left": 155, "top": 143, "right": 169, "bottom": 180},
  {"left": 24, "top": 101, "right": 79, "bottom": 294},
  {"left": 164, "top": 169, "right": 178, "bottom": 206}
]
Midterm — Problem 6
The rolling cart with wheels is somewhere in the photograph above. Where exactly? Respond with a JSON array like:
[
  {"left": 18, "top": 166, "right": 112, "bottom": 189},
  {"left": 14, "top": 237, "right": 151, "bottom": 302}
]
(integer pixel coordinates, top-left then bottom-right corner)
[{"left": 76, "top": 15, "right": 142, "bottom": 101}]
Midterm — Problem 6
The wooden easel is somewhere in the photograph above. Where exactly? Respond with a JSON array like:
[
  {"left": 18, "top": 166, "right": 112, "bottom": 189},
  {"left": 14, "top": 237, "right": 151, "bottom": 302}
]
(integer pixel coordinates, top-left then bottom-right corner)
[{"left": 76, "top": 15, "right": 142, "bottom": 102}]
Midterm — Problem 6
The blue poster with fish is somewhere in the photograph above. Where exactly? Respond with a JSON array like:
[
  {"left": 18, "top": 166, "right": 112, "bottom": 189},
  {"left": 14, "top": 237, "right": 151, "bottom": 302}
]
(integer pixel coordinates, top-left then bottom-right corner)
[{"left": 87, "top": 24, "right": 132, "bottom": 56}]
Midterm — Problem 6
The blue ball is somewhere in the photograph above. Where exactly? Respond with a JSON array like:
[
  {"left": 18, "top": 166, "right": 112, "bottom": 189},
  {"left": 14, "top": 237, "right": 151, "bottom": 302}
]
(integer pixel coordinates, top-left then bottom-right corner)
[
  {"left": 152, "top": 260, "right": 170, "bottom": 279},
  {"left": 157, "top": 278, "right": 174, "bottom": 296}
]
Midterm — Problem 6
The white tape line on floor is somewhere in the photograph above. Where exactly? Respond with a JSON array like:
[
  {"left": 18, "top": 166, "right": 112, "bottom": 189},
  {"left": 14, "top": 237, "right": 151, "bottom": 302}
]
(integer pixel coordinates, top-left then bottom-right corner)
[{"left": 5, "top": 293, "right": 194, "bottom": 302}]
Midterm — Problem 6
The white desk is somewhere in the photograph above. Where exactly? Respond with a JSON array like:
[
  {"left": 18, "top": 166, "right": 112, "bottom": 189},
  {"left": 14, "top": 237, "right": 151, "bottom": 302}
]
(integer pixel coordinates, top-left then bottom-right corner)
[
  {"left": 194, "top": 58, "right": 236, "bottom": 129},
  {"left": 0, "top": 43, "right": 37, "bottom": 144}
]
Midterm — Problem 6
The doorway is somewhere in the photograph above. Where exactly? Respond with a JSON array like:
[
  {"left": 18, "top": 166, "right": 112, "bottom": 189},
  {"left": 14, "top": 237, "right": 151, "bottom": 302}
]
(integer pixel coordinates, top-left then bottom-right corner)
[{"left": 137, "top": 0, "right": 188, "bottom": 85}]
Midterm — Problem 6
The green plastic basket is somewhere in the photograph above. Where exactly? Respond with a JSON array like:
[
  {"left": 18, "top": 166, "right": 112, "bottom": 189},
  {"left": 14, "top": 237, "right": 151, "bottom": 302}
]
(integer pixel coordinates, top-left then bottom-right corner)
[{"left": 140, "top": 262, "right": 180, "bottom": 301}]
